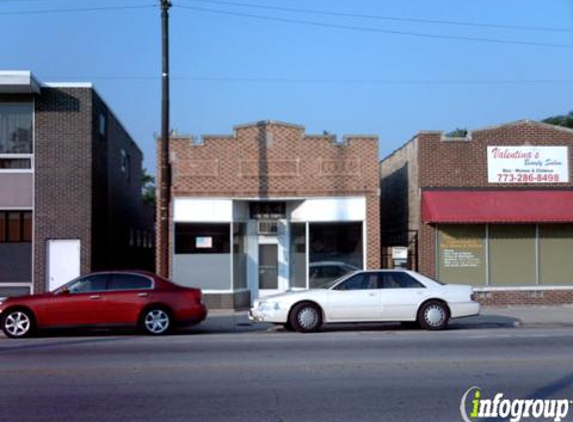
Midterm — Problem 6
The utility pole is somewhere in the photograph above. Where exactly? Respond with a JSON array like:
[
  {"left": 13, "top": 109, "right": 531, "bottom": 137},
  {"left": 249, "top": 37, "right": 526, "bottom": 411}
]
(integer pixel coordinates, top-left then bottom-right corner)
[{"left": 158, "top": 0, "right": 171, "bottom": 278}]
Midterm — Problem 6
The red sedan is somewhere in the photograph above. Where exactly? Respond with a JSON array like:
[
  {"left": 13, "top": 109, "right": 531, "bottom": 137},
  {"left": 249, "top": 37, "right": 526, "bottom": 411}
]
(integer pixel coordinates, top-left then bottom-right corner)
[{"left": 0, "top": 271, "right": 207, "bottom": 338}]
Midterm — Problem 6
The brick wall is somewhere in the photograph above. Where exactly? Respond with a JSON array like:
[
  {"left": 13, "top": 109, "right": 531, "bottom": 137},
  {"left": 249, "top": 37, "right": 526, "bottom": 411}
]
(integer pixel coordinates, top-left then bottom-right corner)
[
  {"left": 34, "top": 87, "right": 93, "bottom": 292},
  {"left": 92, "top": 91, "right": 154, "bottom": 272},
  {"left": 33, "top": 87, "right": 154, "bottom": 293},
  {"left": 475, "top": 290, "right": 573, "bottom": 307},
  {"left": 416, "top": 121, "right": 573, "bottom": 279},
  {"left": 157, "top": 121, "right": 380, "bottom": 274}
]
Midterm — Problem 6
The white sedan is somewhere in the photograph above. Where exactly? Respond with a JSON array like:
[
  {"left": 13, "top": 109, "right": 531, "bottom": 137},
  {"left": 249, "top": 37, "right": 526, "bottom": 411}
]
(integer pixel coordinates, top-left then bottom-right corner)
[{"left": 249, "top": 270, "right": 480, "bottom": 332}]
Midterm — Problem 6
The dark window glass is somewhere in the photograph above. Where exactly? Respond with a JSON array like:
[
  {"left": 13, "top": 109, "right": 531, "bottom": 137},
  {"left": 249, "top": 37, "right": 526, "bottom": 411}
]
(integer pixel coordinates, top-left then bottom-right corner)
[
  {"left": 22, "top": 212, "right": 32, "bottom": 241},
  {"left": 7, "top": 212, "right": 20, "bottom": 242},
  {"left": 68, "top": 274, "right": 109, "bottom": 293},
  {"left": 175, "top": 223, "right": 230, "bottom": 254},
  {"left": 380, "top": 272, "right": 424, "bottom": 289},
  {"left": 289, "top": 223, "right": 307, "bottom": 288},
  {"left": 0, "top": 213, "right": 5, "bottom": 242},
  {"left": 335, "top": 273, "right": 378, "bottom": 290},
  {"left": 0, "top": 158, "right": 32, "bottom": 169},
  {"left": 0, "top": 211, "right": 32, "bottom": 243},
  {"left": 0, "top": 211, "right": 33, "bottom": 243},
  {"left": 308, "top": 222, "right": 363, "bottom": 287},
  {"left": 108, "top": 273, "right": 152, "bottom": 290},
  {"left": 249, "top": 202, "right": 286, "bottom": 219},
  {"left": 0, "top": 104, "right": 33, "bottom": 154}
]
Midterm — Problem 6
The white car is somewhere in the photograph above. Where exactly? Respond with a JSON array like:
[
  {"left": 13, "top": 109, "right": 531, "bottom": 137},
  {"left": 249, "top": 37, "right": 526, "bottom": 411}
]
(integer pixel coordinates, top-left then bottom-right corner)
[
  {"left": 249, "top": 270, "right": 480, "bottom": 332},
  {"left": 308, "top": 261, "right": 361, "bottom": 288}
]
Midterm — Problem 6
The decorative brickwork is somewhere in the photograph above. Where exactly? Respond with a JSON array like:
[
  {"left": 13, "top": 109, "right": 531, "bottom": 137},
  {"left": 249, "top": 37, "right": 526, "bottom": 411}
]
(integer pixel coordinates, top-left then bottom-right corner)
[{"left": 157, "top": 121, "right": 381, "bottom": 275}]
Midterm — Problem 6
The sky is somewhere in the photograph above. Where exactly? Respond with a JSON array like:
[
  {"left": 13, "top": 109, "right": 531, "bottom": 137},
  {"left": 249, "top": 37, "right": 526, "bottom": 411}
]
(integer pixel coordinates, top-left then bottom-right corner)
[{"left": 1, "top": 0, "right": 573, "bottom": 174}]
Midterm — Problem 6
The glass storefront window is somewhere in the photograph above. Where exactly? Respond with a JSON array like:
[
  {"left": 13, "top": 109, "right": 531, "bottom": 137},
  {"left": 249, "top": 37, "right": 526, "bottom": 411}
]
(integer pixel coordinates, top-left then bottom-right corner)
[
  {"left": 232, "top": 222, "right": 247, "bottom": 289},
  {"left": 437, "top": 225, "right": 486, "bottom": 286},
  {"left": 308, "top": 222, "right": 363, "bottom": 288},
  {"left": 174, "top": 223, "right": 230, "bottom": 254},
  {"left": 0, "top": 104, "right": 33, "bottom": 154},
  {"left": 289, "top": 223, "right": 307, "bottom": 288},
  {"left": 539, "top": 224, "right": 573, "bottom": 285},
  {"left": 489, "top": 225, "right": 536, "bottom": 286}
]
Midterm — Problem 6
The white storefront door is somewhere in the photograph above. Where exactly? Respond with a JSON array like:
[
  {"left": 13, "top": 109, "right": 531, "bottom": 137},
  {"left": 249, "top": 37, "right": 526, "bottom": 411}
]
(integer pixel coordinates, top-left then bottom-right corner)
[{"left": 47, "top": 239, "right": 81, "bottom": 291}]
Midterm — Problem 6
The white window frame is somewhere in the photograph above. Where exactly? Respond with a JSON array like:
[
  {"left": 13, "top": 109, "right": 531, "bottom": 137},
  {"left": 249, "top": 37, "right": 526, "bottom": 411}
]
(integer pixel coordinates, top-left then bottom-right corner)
[
  {"left": 0, "top": 102, "right": 34, "bottom": 174},
  {"left": 0, "top": 153, "right": 34, "bottom": 173}
]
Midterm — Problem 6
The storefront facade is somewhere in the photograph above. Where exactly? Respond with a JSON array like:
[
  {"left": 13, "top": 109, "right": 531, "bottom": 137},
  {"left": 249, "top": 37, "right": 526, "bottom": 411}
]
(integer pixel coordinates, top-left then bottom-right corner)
[
  {"left": 380, "top": 120, "right": 573, "bottom": 305},
  {"left": 159, "top": 121, "right": 380, "bottom": 308}
]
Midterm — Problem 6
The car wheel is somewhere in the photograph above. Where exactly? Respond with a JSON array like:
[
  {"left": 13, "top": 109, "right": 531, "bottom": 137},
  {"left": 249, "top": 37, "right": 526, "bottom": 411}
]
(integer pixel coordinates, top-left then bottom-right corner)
[
  {"left": 2, "top": 309, "right": 34, "bottom": 339},
  {"left": 418, "top": 300, "right": 449, "bottom": 331},
  {"left": 289, "top": 302, "right": 322, "bottom": 333},
  {"left": 141, "top": 308, "right": 171, "bottom": 335}
]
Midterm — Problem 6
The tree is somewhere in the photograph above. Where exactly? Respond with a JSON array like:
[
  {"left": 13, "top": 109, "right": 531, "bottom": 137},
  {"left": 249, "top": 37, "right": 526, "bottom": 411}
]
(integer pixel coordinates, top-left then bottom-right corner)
[
  {"left": 542, "top": 111, "right": 573, "bottom": 129},
  {"left": 445, "top": 128, "right": 468, "bottom": 138},
  {"left": 142, "top": 168, "right": 156, "bottom": 206}
]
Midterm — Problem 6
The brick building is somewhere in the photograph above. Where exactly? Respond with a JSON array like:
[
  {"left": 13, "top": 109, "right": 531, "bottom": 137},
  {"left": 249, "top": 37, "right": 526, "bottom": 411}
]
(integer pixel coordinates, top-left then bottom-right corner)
[
  {"left": 0, "top": 71, "right": 154, "bottom": 297},
  {"left": 157, "top": 121, "right": 380, "bottom": 309},
  {"left": 380, "top": 120, "right": 573, "bottom": 305}
]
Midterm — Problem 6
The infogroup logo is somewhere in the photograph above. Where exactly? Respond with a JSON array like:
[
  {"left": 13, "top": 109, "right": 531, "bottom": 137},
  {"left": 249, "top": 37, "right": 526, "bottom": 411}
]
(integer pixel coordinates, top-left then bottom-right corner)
[{"left": 460, "top": 386, "right": 571, "bottom": 422}]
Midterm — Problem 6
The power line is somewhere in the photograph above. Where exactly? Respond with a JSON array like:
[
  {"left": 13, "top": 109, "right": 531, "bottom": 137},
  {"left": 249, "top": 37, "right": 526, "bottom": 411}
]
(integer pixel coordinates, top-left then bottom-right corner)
[
  {"left": 41, "top": 75, "right": 573, "bottom": 85},
  {"left": 180, "top": 0, "right": 573, "bottom": 34},
  {"left": 175, "top": 4, "right": 573, "bottom": 49},
  {"left": 0, "top": 4, "right": 155, "bottom": 15}
]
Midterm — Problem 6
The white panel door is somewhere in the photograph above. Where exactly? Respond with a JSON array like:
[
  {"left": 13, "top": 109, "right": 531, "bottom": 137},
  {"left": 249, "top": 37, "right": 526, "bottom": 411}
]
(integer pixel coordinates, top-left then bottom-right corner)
[{"left": 47, "top": 239, "right": 81, "bottom": 291}]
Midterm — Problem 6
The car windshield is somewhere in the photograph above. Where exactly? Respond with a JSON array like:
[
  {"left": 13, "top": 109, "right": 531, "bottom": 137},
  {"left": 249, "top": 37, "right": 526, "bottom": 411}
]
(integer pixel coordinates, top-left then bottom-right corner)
[{"left": 315, "top": 272, "right": 356, "bottom": 290}]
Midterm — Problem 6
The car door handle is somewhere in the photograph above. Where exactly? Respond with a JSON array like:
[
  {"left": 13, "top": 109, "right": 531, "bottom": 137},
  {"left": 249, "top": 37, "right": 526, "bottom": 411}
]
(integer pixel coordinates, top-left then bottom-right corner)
[
  {"left": 90, "top": 295, "right": 102, "bottom": 300},
  {"left": 368, "top": 293, "right": 377, "bottom": 297},
  {"left": 137, "top": 292, "right": 148, "bottom": 297}
]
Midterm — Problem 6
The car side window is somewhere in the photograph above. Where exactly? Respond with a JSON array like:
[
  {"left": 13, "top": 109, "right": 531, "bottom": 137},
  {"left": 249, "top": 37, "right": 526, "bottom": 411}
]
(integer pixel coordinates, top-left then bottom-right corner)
[
  {"left": 380, "top": 272, "right": 425, "bottom": 289},
  {"left": 68, "top": 274, "right": 109, "bottom": 294},
  {"left": 335, "top": 273, "right": 378, "bottom": 291},
  {"left": 108, "top": 274, "right": 152, "bottom": 291}
]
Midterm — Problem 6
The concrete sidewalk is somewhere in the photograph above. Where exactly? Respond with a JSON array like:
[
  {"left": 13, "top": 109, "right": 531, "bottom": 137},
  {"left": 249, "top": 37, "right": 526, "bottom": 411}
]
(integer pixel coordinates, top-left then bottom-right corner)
[{"left": 196, "top": 305, "right": 573, "bottom": 333}]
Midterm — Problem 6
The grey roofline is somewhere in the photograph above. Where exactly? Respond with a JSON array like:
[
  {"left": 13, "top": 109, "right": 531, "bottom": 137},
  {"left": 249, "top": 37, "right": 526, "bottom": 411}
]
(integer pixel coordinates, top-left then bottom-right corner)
[
  {"left": 0, "top": 70, "right": 41, "bottom": 94},
  {"left": 415, "top": 119, "right": 573, "bottom": 138},
  {"left": 379, "top": 135, "right": 417, "bottom": 163}
]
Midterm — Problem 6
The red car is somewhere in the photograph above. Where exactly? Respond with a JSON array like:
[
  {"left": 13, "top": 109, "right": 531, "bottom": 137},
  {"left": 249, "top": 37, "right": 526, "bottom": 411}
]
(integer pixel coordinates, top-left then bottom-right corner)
[{"left": 0, "top": 271, "right": 207, "bottom": 338}]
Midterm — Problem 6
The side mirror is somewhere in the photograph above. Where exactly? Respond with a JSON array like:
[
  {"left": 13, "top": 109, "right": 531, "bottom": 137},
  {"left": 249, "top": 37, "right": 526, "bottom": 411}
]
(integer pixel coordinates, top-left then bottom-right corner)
[{"left": 59, "top": 287, "right": 70, "bottom": 295}]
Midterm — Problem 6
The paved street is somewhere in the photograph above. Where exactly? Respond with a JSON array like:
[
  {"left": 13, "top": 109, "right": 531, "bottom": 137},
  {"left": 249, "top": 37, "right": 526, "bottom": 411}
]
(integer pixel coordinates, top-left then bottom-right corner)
[{"left": 1, "top": 314, "right": 573, "bottom": 422}]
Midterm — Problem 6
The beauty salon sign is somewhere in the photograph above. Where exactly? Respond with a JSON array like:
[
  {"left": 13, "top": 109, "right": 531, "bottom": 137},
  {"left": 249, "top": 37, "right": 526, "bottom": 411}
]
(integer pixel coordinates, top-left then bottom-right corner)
[{"left": 487, "top": 146, "right": 569, "bottom": 183}]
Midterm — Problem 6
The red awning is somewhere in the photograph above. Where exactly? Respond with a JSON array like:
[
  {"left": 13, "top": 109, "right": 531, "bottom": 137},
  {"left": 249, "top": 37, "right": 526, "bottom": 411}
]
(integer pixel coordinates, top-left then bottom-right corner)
[{"left": 422, "top": 190, "right": 573, "bottom": 223}]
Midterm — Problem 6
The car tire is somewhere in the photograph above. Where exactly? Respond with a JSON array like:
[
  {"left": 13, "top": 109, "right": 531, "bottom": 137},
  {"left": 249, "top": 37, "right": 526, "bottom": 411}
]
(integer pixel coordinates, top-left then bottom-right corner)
[
  {"left": 141, "top": 307, "right": 171, "bottom": 335},
  {"left": 289, "top": 302, "right": 322, "bottom": 333},
  {"left": 2, "top": 309, "right": 34, "bottom": 339},
  {"left": 418, "top": 300, "right": 449, "bottom": 331}
]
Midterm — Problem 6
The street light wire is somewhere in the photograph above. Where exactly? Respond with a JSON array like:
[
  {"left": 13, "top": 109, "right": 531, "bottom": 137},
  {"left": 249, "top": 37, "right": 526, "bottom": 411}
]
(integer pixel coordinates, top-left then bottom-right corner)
[
  {"left": 41, "top": 75, "right": 573, "bottom": 85},
  {"left": 179, "top": 0, "right": 573, "bottom": 34},
  {"left": 0, "top": 4, "right": 156, "bottom": 15},
  {"left": 175, "top": 4, "right": 573, "bottom": 49}
]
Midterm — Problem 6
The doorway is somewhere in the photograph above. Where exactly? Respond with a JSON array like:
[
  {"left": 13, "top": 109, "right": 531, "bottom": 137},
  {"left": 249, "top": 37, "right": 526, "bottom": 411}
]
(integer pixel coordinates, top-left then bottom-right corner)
[
  {"left": 258, "top": 238, "right": 279, "bottom": 297},
  {"left": 47, "top": 239, "right": 81, "bottom": 291}
]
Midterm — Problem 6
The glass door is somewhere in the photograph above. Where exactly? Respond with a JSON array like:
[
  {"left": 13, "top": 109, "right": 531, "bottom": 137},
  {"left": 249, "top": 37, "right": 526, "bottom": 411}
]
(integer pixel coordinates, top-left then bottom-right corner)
[{"left": 258, "top": 244, "right": 279, "bottom": 297}]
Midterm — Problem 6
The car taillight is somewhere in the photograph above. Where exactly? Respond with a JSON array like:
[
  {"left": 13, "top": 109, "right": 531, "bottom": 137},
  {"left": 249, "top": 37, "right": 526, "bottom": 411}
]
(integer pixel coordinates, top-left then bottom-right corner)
[{"left": 192, "top": 289, "right": 203, "bottom": 303}]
